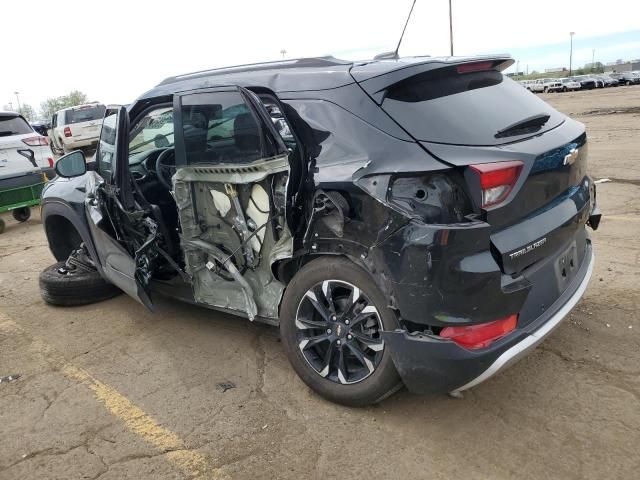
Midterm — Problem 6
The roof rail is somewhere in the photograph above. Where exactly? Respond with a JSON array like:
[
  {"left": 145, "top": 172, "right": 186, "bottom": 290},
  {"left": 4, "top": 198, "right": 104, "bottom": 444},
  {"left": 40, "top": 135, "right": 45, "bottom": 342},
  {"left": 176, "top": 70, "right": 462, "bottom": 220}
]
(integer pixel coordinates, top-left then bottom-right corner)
[{"left": 158, "top": 56, "right": 352, "bottom": 86}]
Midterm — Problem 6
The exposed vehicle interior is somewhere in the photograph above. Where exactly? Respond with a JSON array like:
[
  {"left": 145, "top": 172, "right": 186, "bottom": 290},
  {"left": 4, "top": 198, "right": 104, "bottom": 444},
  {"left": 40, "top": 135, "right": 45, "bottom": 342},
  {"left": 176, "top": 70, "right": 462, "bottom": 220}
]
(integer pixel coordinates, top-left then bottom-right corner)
[{"left": 102, "top": 89, "right": 302, "bottom": 320}]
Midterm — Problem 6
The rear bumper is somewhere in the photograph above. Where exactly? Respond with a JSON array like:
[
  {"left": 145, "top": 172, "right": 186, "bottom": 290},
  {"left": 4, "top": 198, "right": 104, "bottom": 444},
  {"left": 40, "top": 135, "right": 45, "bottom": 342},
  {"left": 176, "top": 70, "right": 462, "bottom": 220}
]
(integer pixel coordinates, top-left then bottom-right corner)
[
  {"left": 382, "top": 239, "right": 594, "bottom": 394},
  {"left": 63, "top": 138, "right": 98, "bottom": 150}
]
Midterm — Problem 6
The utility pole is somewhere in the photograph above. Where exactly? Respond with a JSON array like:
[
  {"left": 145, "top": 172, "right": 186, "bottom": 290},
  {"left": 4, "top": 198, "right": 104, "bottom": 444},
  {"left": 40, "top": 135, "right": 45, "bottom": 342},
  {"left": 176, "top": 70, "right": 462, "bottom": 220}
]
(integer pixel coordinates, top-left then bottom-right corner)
[
  {"left": 449, "top": 0, "right": 454, "bottom": 56},
  {"left": 569, "top": 32, "right": 575, "bottom": 76},
  {"left": 592, "top": 49, "right": 595, "bottom": 71},
  {"left": 516, "top": 60, "right": 520, "bottom": 78},
  {"left": 14, "top": 91, "right": 21, "bottom": 114}
]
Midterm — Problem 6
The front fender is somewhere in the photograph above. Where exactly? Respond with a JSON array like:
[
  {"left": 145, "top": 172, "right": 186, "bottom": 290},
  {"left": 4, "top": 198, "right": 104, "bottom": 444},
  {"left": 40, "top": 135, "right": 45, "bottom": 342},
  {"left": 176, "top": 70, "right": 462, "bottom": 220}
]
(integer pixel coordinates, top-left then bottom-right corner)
[{"left": 41, "top": 175, "right": 103, "bottom": 275}]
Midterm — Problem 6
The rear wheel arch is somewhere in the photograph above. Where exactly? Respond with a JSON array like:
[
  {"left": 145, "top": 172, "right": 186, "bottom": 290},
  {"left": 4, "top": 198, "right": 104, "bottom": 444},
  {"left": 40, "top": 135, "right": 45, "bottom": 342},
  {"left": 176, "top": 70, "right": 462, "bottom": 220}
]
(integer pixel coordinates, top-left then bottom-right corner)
[{"left": 278, "top": 252, "right": 399, "bottom": 318}]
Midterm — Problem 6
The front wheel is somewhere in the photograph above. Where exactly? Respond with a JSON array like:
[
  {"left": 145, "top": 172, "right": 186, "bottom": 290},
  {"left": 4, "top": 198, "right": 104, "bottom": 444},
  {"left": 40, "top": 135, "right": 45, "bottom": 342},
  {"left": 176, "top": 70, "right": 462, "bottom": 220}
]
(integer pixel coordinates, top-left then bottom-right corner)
[{"left": 280, "top": 257, "right": 402, "bottom": 406}]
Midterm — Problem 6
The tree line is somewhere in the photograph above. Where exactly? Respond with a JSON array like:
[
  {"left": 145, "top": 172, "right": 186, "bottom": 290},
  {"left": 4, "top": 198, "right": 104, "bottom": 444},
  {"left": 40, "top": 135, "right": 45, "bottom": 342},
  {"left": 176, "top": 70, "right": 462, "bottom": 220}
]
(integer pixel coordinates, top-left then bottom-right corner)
[{"left": 3, "top": 90, "right": 89, "bottom": 122}]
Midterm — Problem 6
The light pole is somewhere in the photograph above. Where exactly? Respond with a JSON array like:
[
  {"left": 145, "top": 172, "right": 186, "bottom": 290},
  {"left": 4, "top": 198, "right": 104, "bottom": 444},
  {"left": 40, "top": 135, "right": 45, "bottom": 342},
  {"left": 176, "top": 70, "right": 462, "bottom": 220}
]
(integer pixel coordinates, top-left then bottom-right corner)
[
  {"left": 592, "top": 49, "right": 595, "bottom": 71},
  {"left": 569, "top": 32, "right": 575, "bottom": 76},
  {"left": 14, "top": 91, "right": 22, "bottom": 114},
  {"left": 280, "top": 49, "right": 287, "bottom": 59},
  {"left": 449, "top": 0, "right": 454, "bottom": 56}
]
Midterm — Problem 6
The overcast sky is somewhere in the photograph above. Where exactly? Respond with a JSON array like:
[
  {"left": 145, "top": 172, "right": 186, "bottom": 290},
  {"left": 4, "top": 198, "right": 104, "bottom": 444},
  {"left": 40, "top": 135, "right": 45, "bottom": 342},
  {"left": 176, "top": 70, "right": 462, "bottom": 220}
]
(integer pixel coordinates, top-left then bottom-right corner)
[{"left": 2, "top": 0, "right": 638, "bottom": 115}]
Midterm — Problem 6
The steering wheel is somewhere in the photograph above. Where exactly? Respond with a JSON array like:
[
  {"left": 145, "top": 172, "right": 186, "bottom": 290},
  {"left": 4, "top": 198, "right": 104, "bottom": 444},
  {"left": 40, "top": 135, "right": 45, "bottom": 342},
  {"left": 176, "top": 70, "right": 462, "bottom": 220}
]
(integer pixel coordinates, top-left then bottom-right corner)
[{"left": 155, "top": 148, "right": 176, "bottom": 190}]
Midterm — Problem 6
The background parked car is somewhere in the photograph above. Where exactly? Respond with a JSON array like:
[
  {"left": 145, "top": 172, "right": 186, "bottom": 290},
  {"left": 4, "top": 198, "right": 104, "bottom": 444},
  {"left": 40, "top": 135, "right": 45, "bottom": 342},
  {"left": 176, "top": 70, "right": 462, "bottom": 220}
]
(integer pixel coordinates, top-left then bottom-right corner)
[
  {"left": 560, "top": 78, "right": 581, "bottom": 91},
  {"left": 609, "top": 72, "right": 640, "bottom": 86},
  {"left": 519, "top": 79, "right": 535, "bottom": 91},
  {"left": 543, "top": 79, "right": 563, "bottom": 93},
  {"left": 48, "top": 103, "right": 106, "bottom": 155},
  {"left": 0, "top": 111, "right": 54, "bottom": 178},
  {"left": 571, "top": 76, "right": 597, "bottom": 90},
  {"left": 595, "top": 75, "right": 618, "bottom": 87},
  {"left": 578, "top": 75, "right": 604, "bottom": 88},
  {"left": 30, "top": 119, "right": 51, "bottom": 137}
]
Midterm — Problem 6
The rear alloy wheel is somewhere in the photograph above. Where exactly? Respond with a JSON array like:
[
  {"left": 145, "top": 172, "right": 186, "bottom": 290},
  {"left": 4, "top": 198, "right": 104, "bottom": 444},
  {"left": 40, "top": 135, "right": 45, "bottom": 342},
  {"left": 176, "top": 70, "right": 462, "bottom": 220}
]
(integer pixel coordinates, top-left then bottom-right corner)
[
  {"left": 280, "top": 258, "right": 402, "bottom": 406},
  {"left": 39, "top": 246, "right": 121, "bottom": 306},
  {"left": 12, "top": 207, "right": 31, "bottom": 223}
]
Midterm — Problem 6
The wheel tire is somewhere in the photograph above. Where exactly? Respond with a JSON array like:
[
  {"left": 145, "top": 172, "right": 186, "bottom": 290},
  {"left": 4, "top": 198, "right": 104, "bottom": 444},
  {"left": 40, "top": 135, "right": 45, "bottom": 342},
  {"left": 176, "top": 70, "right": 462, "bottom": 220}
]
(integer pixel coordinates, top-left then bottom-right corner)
[
  {"left": 12, "top": 207, "right": 31, "bottom": 223},
  {"left": 39, "top": 261, "right": 121, "bottom": 306},
  {"left": 0, "top": 218, "right": 5, "bottom": 234},
  {"left": 280, "top": 257, "right": 402, "bottom": 406}
]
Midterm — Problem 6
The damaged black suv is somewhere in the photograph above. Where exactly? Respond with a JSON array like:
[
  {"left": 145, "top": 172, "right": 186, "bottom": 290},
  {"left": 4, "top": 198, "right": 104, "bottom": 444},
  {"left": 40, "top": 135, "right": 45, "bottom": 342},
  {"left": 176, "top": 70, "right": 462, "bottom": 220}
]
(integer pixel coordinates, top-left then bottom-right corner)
[{"left": 40, "top": 56, "right": 601, "bottom": 406}]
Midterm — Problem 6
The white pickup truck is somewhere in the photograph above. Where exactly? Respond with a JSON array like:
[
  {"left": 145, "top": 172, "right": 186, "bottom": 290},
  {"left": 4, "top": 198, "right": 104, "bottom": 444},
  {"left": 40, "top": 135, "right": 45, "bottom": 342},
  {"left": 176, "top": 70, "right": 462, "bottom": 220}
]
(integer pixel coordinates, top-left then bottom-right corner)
[
  {"left": 48, "top": 103, "right": 106, "bottom": 155},
  {"left": 527, "top": 78, "right": 563, "bottom": 93}
]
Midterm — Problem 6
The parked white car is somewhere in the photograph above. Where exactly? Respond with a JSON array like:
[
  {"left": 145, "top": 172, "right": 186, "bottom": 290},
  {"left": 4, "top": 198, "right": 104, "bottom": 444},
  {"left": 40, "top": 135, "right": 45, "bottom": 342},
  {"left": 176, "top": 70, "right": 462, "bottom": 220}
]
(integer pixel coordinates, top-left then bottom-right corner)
[
  {"left": 519, "top": 79, "right": 534, "bottom": 91},
  {"left": 48, "top": 103, "right": 106, "bottom": 155},
  {"left": 0, "top": 111, "right": 54, "bottom": 180},
  {"left": 528, "top": 79, "right": 546, "bottom": 93},
  {"left": 560, "top": 78, "right": 581, "bottom": 91},
  {"left": 542, "top": 79, "right": 563, "bottom": 93}
]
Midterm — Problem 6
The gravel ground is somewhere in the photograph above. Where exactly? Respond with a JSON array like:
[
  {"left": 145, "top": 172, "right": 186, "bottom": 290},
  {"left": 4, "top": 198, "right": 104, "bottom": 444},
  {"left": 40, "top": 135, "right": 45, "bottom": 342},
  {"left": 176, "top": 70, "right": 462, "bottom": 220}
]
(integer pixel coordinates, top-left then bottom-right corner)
[{"left": 0, "top": 86, "right": 639, "bottom": 480}]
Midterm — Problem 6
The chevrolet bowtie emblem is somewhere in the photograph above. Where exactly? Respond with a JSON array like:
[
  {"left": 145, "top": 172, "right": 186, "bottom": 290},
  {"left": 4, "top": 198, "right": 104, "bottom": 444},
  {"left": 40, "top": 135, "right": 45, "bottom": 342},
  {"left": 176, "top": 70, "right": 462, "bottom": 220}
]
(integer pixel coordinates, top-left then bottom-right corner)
[{"left": 564, "top": 148, "right": 579, "bottom": 166}]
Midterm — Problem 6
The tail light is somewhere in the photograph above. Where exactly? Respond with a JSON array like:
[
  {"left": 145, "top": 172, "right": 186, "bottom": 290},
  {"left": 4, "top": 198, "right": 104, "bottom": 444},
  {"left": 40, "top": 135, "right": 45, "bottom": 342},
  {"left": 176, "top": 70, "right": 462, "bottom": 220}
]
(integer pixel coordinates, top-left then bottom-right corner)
[
  {"left": 468, "top": 161, "right": 523, "bottom": 208},
  {"left": 47, "top": 157, "right": 54, "bottom": 168},
  {"left": 22, "top": 136, "right": 49, "bottom": 146},
  {"left": 64, "top": 127, "right": 72, "bottom": 137},
  {"left": 440, "top": 314, "right": 518, "bottom": 350}
]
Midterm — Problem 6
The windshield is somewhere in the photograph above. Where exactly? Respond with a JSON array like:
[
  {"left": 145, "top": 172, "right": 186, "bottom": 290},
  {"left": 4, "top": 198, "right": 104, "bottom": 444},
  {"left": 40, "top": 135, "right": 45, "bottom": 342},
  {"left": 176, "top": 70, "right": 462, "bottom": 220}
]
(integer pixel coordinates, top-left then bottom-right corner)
[
  {"left": 128, "top": 107, "right": 174, "bottom": 159},
  {"left": 65, "top": 105, "right": 106, "bottom": 125},
  {"left": 0, "top": 115, "right": 32, "bottom": 136}
]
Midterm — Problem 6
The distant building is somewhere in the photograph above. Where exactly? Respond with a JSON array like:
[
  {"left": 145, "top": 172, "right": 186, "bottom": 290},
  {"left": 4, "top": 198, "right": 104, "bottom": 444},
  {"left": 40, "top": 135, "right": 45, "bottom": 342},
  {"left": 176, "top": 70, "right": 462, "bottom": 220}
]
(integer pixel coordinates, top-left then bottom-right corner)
[
  {"left": 506, "top": 72, "right": 525, "bottom": 77},
  {"left": 604, "top": 60, "right": 640, "bottom": 73},
  {"left": 544, "top": 67, "right": 567, "bottom": 73}
]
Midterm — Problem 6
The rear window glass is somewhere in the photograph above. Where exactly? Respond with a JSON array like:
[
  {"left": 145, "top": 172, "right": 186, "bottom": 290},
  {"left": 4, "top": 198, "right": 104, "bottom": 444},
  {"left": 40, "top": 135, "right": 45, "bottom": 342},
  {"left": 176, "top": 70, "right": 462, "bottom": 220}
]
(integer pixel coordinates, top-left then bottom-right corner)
[
  {"left": 0, "top": 115, "right": 32, "bottom": 136},
  {"left": 64, "top": 105, "right": 106, "bottom": 125},
  {"left": 381, "top": 68, "right": 563, "bottom": 146}
]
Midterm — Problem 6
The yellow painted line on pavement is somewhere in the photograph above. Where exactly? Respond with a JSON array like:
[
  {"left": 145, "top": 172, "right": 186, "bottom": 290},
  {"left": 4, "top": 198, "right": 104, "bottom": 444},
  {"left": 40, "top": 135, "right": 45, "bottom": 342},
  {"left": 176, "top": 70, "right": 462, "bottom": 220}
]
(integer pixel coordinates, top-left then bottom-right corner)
[
  {"left": 0, "top": 316, "right": 225, "bottom": 480},
  {"left": 604, "top": 215, "right": 640, "bottom": 222}
]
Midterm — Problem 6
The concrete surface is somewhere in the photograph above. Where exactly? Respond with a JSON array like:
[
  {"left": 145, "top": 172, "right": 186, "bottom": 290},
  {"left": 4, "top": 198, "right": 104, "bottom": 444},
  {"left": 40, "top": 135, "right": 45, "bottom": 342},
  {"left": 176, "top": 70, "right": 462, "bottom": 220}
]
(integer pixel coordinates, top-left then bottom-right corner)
[{"left": 1, "top": 87, "right": 639, "bottom": 480}]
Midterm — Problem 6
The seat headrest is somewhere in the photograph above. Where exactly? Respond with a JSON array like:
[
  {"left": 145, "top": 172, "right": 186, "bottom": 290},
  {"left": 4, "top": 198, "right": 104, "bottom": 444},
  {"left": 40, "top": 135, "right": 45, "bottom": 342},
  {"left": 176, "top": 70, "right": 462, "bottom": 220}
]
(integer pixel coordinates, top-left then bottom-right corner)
[{"left": 234, "top": 112, "right": 260, "bottom": 154}]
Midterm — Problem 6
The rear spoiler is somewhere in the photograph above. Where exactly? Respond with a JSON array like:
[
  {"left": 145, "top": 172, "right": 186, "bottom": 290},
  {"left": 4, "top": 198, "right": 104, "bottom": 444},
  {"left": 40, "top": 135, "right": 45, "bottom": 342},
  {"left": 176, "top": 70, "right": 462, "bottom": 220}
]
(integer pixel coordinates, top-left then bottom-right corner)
[{"left": 351, "top": 56, "right": 514, "bottom": 104}]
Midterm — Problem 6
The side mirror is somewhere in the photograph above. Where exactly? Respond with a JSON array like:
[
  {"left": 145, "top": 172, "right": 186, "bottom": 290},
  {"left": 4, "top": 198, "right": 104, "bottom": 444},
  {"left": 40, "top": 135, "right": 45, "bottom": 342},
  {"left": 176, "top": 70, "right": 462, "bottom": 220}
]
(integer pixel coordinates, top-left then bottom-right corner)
[{"left": 55, "top": 150, "right": 87, "bottom": 178}]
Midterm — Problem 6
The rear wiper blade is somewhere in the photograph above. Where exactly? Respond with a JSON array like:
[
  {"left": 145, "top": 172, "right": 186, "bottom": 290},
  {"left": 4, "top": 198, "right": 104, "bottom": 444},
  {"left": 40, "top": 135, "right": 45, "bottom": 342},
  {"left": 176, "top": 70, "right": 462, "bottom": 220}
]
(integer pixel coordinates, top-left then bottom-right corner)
[{"left": 495, "top": 113, "right": 550, "bottom": 139}]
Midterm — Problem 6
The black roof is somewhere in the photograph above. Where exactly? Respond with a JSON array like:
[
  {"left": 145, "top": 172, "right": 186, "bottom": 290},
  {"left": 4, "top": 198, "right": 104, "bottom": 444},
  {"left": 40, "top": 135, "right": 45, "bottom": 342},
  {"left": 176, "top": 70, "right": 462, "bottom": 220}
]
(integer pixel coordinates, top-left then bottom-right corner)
[{"left": 136, "top": 54, "right": 513, "bottom": 101}]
